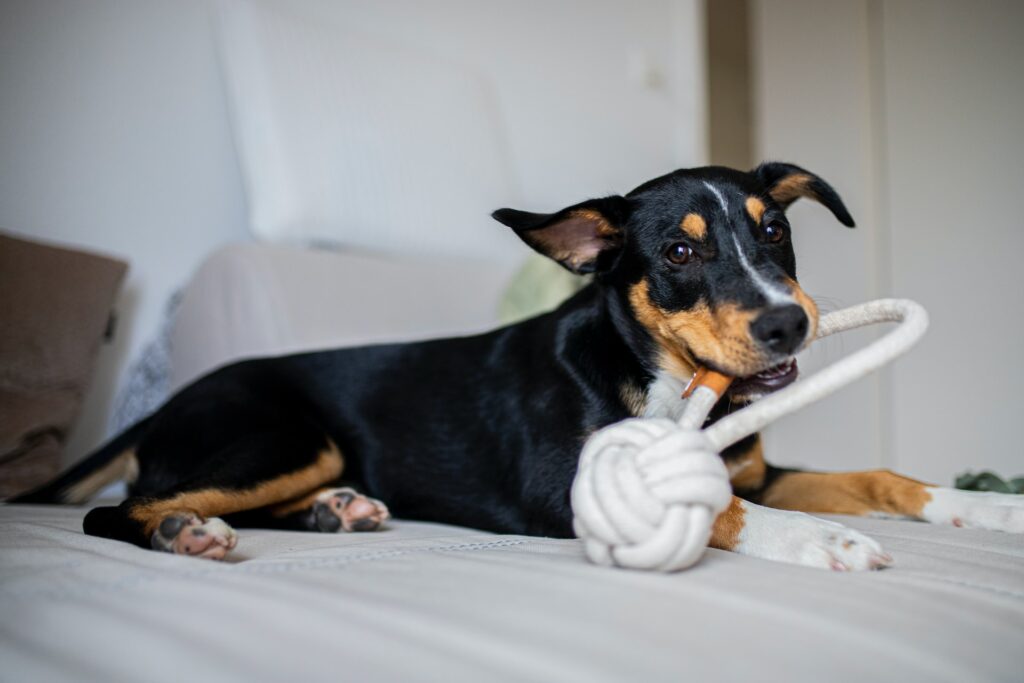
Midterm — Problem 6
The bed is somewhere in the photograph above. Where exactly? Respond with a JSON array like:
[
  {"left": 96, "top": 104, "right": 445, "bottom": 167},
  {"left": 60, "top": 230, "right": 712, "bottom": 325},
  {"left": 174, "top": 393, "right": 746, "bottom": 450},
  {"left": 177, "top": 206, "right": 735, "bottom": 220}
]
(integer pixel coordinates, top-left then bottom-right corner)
[
  {"left": 2, "top": 502, "right": 1022, "bottom": 681},
  {"left": 3, "top": 244, "right": 1022, "bottom": 682}
]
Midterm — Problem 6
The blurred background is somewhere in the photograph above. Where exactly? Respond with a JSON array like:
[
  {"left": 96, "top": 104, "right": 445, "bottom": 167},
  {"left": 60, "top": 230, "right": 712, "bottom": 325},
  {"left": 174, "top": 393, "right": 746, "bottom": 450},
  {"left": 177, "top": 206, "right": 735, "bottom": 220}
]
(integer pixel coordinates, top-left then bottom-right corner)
[{"left": 1, "top": 0, "right": 1021, "bottom": 491}]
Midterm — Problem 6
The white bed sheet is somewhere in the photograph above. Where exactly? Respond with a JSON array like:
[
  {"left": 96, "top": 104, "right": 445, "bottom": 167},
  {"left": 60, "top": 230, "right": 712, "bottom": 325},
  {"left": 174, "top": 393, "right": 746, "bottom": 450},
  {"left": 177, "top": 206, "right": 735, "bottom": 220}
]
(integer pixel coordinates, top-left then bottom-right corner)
[{"left": 2, "top": 503, "right": 1022, "bottom": 682}]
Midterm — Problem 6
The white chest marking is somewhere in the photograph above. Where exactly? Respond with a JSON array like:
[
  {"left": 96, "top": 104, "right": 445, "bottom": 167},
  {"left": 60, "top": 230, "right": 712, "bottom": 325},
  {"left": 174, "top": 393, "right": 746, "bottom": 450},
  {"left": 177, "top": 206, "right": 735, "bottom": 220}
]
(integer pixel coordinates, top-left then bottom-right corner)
[{"left": 642, "top": 371, "right": 689, "bottom": 421}]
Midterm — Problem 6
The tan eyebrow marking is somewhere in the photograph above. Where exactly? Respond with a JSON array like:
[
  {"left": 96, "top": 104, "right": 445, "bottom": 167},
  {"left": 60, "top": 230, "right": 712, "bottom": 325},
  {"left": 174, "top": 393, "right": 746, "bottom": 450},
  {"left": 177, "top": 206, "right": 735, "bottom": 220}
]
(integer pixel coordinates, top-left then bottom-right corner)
[
  {"left": 745, "top": 196, "right": 766, "bottom": 222},
  {"left": 680, "top": 212, "right": 707, "bottom": 240}
]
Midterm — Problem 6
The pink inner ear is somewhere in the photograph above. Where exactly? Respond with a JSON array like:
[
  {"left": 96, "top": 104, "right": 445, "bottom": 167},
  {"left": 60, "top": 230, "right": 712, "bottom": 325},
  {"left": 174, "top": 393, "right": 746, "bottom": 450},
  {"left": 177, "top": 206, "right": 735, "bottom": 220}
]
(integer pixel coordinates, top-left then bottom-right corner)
[{"left": 530, "top": 209, "right": 621, "bottom": 271}]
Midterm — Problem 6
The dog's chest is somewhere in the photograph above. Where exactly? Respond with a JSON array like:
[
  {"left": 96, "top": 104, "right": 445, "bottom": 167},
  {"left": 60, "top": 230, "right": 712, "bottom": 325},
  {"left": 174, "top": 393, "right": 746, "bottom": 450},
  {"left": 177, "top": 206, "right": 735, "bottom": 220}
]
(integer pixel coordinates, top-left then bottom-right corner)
[{"left": 629, "top": 371, "right": 689, "bottom": 421}]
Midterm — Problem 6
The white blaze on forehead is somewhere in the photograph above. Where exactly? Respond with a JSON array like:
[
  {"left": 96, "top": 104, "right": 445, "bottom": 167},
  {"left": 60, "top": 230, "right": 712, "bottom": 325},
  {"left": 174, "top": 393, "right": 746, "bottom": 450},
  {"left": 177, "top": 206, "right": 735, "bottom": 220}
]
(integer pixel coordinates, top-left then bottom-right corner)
[
  {"left": 703, "top": 181, "right": 729, "bottom": 215},
  {"left": 730, "top": 233, "right": 794, "bottom": 306},
  {"left": 702, "top": 178, "right": 793, "bottom": 306}
]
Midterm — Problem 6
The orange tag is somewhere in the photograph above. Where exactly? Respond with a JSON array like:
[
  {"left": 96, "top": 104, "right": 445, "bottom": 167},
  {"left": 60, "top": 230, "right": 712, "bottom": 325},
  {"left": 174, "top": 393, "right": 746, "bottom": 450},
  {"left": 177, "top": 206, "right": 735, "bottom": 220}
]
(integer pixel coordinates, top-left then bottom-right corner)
[{"left": 682, "top": 366, "right": 734, "bottom": 399}]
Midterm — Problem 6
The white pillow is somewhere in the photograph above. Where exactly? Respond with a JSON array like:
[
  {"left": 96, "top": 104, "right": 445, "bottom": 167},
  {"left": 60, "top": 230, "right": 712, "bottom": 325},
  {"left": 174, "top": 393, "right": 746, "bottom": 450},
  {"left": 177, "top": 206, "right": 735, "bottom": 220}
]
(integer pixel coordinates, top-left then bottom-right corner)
[{"left": 215, "top": 0, "right": 521, "bottom": 259}]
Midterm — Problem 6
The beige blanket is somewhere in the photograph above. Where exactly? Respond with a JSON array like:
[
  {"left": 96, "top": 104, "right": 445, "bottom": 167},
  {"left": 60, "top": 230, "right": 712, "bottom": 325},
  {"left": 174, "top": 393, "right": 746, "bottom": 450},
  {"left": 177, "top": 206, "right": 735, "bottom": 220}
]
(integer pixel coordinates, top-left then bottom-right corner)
[{"left": 2, "top": 503, "right": 1022, "bottom": 682}]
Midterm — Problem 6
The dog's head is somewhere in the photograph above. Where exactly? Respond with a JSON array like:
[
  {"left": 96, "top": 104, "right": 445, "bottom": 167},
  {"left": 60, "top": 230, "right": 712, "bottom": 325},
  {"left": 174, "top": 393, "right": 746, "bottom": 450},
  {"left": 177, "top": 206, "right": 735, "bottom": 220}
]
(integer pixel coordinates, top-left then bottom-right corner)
[{"left": 493, "top": 163, "right": 854, "bottom": 400}]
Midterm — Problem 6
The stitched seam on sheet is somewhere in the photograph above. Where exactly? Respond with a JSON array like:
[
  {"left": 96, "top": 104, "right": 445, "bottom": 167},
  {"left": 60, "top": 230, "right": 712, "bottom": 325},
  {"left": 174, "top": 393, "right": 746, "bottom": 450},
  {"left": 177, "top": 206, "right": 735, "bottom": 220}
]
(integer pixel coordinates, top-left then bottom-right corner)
[
  {"left": 863, "top": 530, "right": 1024, "bottom": 560},
  {"left": 0, "top": 538, "right": 533, "bottom": 602},
  {"left": 880, "top": 571, "right": 1024, "bottom": 601}
]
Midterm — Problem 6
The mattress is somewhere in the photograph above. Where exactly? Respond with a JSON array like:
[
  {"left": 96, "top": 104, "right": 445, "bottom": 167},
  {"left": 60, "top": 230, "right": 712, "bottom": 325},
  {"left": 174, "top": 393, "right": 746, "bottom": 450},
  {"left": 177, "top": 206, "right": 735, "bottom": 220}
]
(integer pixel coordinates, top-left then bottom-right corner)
[{"left": 1, "top": 503, "right": 1022, "bottom": 682}]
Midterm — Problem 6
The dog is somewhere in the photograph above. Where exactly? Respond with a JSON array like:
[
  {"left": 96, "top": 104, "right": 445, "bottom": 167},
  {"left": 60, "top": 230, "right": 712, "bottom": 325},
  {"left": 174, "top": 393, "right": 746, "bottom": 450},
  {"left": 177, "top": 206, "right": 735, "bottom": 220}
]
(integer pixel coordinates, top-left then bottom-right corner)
[{"left": 13, "top": 162, "right": 1024, "bottom": 567}]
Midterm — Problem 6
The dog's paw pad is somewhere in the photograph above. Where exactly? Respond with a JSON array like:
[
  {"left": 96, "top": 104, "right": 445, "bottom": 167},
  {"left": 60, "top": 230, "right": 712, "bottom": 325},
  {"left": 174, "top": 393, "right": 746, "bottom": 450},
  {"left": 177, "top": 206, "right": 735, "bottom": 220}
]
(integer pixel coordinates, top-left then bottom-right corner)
[
  {"left": 924, "top": 489, "right": 1024, "bottom": 533},
  {"left": 312, "top": 488, "right": 390, "bottom": 533},
  {"left": 805, "top": 524, "right": 892, "bottom": 572},
  {"left": 151, "top": 514, "right": 238, "bottom": 560}
]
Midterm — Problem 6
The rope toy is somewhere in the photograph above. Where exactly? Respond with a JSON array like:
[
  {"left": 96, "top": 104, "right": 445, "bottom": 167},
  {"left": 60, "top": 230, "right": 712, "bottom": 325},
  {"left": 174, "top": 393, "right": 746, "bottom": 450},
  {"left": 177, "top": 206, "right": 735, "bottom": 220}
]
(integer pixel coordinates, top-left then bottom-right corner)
[{"left": 571, "top": 299, "right": 929, "bottom": 572}]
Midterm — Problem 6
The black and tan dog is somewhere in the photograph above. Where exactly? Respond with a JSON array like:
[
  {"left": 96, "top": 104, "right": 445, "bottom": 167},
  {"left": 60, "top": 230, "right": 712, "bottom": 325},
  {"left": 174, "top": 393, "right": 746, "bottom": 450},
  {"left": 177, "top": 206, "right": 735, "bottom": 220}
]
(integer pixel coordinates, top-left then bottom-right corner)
[{"left": 13, "top": 163, "right": 1024, "bottom": 566}]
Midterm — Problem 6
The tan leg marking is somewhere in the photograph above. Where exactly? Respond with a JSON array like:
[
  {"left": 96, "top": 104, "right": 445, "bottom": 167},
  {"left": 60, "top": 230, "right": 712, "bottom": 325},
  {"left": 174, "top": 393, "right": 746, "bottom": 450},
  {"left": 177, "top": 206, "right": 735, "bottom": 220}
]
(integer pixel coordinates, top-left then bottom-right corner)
[
  {"left": 709, "top": 496, "right": 746, "bottom": 551},
  {"left": 130, "top": 441, "right": 344, "bottom": 536},
  {"left": 270, "top": 488, "right": 332, "bottom": 517},
  {"left": 761, "top": 470, "right": 934, "bottom": 518},
  {"left": 727, "top": 437, "right": 766, "bottom": 492}
]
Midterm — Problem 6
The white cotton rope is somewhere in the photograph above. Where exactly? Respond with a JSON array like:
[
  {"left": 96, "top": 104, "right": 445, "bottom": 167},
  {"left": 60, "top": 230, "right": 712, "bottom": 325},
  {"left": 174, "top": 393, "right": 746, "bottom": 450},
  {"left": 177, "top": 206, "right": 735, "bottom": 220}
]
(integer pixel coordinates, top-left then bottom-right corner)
[{"left": 571, "top": 299, "right": 929, "bottom": 572}]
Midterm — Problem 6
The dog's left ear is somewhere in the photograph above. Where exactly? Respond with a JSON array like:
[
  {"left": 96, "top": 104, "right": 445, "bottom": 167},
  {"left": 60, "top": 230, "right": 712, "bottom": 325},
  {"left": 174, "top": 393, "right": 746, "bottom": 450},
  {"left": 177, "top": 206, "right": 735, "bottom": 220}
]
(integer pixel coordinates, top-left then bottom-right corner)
[
  {"left": 492, "top": 196, "right": 630, "bottom": 274},
  {"left": 753, "top": 162, "right": 855, "bottom": 228}
]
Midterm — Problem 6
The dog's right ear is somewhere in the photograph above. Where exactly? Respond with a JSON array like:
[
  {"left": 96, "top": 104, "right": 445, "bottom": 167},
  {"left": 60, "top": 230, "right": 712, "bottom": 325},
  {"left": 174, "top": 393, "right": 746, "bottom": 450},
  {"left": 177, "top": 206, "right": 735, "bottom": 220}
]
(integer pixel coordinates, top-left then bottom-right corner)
[{"left": 492, "top": 196, "right": 630, "bottom": 274}]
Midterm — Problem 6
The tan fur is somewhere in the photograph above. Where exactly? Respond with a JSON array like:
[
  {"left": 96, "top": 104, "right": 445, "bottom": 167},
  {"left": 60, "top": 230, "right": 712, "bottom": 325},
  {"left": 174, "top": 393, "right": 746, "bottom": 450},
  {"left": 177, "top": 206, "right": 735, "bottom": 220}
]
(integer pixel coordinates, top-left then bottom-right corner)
[
  {"left": 744, "top": 196, "right": 766, "bottom": 223},
  {"left": 270, "top": 487, "right": 335, "bottom": 517},
  {"left": 64, "top": 449, "right": 138, "bottom": 504},
  {"left": 628, "top": 280, "right": 766, "bottom": 378},
  {"left": 130, "top": 441, "right": 344, "bottom": 535},
  {"left": 573, "top": 208, "right": 619, "bottom": 236},
  {"left": 761, "top": 469, "right": 934, "bottom": 517},
  {"left": 618, "top": 380, "right": 648, "bottom": 417},
  {"left": 768, "top": 173, "right": 815, "bottom": 205},
  {"left": 680, "top": 212, "right": 707, "bottom": 240},
  {"left": 784, "top": 277, "right": 819, "bottom": 341},
  {"left": 709, "top": 496, "right": 746, "bottom": 550},
  {"left": 727, "top": 437, "right": 766, "bottom": 492}
]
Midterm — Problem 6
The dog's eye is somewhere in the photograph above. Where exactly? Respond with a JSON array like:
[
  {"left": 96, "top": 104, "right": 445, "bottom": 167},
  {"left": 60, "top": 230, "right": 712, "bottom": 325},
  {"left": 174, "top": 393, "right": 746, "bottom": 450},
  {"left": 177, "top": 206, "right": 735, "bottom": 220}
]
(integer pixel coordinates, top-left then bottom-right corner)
[
  {"left": 665, "top": 242, "right": 694, "bottom": 265},
  {"left": 762, "top": 221, "right": 787, "bottom": 243}
]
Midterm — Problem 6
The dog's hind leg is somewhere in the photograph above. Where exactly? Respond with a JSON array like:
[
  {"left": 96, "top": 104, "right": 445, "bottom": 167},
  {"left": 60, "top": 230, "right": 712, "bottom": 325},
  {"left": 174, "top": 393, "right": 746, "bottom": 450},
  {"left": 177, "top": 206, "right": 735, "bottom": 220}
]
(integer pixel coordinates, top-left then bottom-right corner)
[
  {"left": 263, "top": 486, "right": 390, "bottom": 533},
  {"left": 83, "top": 428, "right": 347, "bottom": 560},
  {"left": 757, "top": 466, "right": 1024, "bottom": 533}
]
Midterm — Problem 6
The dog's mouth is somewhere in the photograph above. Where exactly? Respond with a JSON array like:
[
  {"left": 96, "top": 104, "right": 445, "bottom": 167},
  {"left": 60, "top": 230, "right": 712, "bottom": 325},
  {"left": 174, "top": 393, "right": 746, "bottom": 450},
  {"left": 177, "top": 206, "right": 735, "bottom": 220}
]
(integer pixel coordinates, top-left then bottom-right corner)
[{"left": 727, "top": 358, "right": 798, "bottom": 398}]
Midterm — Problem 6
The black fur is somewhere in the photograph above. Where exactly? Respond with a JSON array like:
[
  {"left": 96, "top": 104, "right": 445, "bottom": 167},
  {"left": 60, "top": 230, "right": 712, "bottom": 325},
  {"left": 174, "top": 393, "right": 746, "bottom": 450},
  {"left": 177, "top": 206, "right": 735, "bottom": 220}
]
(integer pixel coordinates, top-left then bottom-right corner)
[{"left": 11, "top": 163, "right": 854, "bottom": 548}]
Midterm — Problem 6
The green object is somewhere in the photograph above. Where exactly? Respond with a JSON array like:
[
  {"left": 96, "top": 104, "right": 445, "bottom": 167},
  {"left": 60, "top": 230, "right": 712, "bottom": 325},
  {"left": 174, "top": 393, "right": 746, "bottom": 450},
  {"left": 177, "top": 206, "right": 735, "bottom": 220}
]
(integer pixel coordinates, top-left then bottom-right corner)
[
  {"left": 498, "top": 253, "right": 591, "bottom": 325},
  {"left": 954, "top": 471, "right": 1024, "bottom": 494}
]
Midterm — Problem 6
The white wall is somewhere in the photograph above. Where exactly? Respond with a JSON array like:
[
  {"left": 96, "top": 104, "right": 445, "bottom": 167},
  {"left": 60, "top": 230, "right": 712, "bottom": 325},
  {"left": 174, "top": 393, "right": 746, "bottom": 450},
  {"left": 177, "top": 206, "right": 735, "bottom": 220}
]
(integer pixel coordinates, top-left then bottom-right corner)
[
  {"left": 0, "top": 0, "right": 706, "bottom": 463},
  {"left": 0, "top": 0, "right": 250, "bottom": 461},
  {"left": 752, "top": 0, "right": 1024, "bottom": 484},
  {"left": 224, "top": 0, "right": 705, "bottom": 212},
  {"left": 879, "top": 0, "right": 1024, "bottom": 484}
]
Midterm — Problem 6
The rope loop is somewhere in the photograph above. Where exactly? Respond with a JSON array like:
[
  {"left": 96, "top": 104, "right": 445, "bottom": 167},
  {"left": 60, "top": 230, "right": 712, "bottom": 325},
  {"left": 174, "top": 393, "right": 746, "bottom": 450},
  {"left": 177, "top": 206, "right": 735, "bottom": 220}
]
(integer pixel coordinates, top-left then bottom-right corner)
[{"left": 571, "top": 299, "right": 929, "bottom": 572}]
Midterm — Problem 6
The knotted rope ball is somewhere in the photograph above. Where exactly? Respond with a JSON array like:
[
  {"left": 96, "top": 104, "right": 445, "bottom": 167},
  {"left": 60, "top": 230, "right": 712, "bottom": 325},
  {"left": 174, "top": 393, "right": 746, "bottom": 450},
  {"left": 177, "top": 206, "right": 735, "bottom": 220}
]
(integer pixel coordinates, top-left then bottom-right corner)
[
  {"left": 570, "top": 299, "right": 930, "bottom": 573},
  {"left": 571, "top": 418, "right": 732, "bottom": 572}
]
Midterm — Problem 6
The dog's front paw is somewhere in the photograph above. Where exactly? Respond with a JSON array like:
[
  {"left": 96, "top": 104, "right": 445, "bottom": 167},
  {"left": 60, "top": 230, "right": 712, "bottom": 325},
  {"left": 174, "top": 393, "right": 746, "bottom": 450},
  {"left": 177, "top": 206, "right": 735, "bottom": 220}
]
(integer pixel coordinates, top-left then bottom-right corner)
[
  {"left": 312, "top": 487, "right": 390, "bottom": 532},
  {"left": 738, "top": 506, "right": 892, "bottom": 571},
  {"left": 151, "top": 513, "right": 238, "bottom": 560},
  {"left": 922, "top": 488, "right": 1024, "bottom": 533}
]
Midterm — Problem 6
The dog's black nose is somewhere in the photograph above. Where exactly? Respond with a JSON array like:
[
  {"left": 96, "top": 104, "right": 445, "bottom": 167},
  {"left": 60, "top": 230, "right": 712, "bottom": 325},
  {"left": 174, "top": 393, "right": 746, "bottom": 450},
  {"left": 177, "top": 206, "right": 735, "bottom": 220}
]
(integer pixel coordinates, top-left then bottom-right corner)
[{"left": 750, "top": 305, "right": 809, "bottom": 355}]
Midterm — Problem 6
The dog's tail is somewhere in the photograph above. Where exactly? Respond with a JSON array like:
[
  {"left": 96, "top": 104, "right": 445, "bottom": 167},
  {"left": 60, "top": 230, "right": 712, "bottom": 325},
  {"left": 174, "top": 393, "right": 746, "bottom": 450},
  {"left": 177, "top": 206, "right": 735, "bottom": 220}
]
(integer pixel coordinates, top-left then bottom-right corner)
[{"left": 6, "top": 417, "right": 152, "bottom": 505}]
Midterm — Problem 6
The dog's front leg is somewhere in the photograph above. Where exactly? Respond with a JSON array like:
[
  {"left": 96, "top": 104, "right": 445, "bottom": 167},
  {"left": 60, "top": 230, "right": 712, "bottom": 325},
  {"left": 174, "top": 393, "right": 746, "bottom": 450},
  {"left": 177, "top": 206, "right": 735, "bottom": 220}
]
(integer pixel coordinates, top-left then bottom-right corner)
[{"left": 709, "top": 496, "right": 893, "bottom": 571}]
